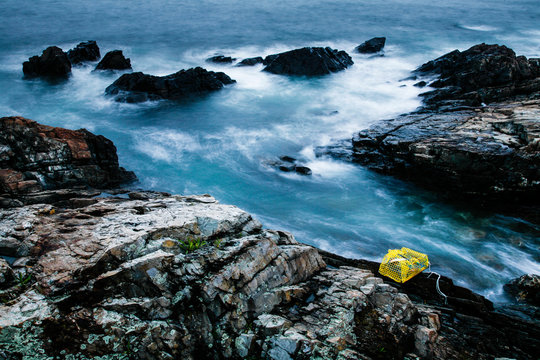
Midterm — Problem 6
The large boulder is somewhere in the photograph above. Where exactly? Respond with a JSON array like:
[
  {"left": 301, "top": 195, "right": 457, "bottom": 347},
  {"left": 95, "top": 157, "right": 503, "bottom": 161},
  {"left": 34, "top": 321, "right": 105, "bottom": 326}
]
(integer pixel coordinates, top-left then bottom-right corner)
[
  {"left": 0, "top": 116, "right": 136, "bottom": 199},
  {"left": 22, "top": 46, "right": 71, "bottom": 78},
  {"left": 95, "top": 50, "right": 131, "bottom": 71},
  {"left": 356, "top": 37, "right": 386, "bottom": 53},
  {"left": 67, "top": 40, "right": 101, "bottom": 65},
  {"left": 415, "top": 43, "right": 540, "bottom": 106},
  {"left": 263, "top": 47, "right": 353, "bottom": 76},
  {"left": 105, "top": 67, "right": 236, "bottom": 102}
]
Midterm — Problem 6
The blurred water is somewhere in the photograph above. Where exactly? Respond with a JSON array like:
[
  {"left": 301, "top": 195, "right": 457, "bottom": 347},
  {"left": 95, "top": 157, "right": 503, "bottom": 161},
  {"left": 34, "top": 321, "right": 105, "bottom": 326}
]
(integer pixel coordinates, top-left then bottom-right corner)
[{"left": 1, "top": 0, "right": 539, "bottom": 301}]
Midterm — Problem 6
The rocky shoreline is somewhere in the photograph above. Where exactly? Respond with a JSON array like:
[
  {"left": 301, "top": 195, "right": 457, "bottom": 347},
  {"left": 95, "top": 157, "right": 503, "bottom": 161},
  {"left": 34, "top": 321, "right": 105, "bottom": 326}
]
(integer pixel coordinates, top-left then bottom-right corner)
[
  {"left": 0, "top": 117, "right": 538, "bottom": 359},
  {"left": 2, "top": 41, "right": 538, "bottom": 359},
  {"left": 321, "top": 44, "right": 540, "bottom": 222}
]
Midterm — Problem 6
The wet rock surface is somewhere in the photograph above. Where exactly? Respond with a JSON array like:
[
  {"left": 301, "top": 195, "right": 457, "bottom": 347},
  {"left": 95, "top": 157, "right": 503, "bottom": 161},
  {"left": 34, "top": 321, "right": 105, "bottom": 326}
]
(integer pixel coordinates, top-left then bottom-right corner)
[
  {"left": 321, "top": 43, "right": 540, "bottom": 218},
  {"left": 356, "top": 37, "right": 386, "bottom": 54},
  {"left": 95, "top": 50, "right": 132, "bottom": 71},
  {"left": 22, "top": 46, "right": 71, "bottom": 78},
  {"left": 105, "top": 67, "right": 236, "bottom": 103},
  {"left": 0, "top": 116, "right": 136, "bottom": 202},
  {"left": 263, "top": 47, "right": 353, "bottom": 76},
  {"left": 505, "top": 274, "right": 540, "bottom": 306},
  {"left": 350, "top": 99, "right": 540, "bottom": 205},
  {"left": 0, "top": 191, "right": 537, "bottom": 359},
  {"left": 67, "top": 41, "right": 101, "bottom": 65}
]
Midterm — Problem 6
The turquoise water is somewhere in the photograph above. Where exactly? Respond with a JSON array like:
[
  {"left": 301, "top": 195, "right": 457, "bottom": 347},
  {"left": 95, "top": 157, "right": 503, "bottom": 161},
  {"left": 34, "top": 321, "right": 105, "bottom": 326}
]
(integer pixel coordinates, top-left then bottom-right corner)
[{"left": 1, "top": 0, "right": 539, "bottom": 300}]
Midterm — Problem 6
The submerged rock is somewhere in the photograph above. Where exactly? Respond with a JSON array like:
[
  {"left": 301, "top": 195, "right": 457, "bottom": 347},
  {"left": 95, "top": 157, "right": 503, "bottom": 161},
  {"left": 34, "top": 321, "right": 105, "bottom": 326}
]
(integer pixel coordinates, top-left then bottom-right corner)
[
  {"left": 22, "top": 46, "right": 71, "bottom": 78},
  {"left": 207, "top": 55, "right": 236, "bottom": 63},
  {"left": 0, "top": 116, "right": 136, "bottom": 199},
  {"left": 67, "top": 40, "right": 100, "bottom": 65},
  {"left": 237, "top": 56, "right": 264, "bottom": 66},
  {"left": 263, "top": 47, "right": 353, "bottom": 76},
  {"left": 95, "top": 50, "right": 131, "bottom": 71},
  {"left": 105, "top": 66, "right": 236, "bottom": 102},
  {"left": 356, "top": 37, "right": 386, "bottom": 54},
  {"left": 505, "top": 274, "right": 540, "bottom": 306},
  {"left": 267, "top": 156, "right": 313, "bottom": 176}
]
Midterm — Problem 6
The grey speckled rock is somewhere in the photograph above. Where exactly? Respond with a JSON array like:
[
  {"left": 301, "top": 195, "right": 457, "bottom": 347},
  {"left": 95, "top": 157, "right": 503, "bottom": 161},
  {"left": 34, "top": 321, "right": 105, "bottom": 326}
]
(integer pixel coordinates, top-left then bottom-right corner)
[{"left": 0, "top": 191, "right": 538, "bottom": 359}]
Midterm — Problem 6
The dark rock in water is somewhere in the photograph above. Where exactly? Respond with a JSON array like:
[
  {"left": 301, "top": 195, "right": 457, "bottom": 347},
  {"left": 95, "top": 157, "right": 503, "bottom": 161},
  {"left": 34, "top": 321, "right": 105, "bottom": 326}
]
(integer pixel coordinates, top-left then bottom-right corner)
[
  {"left": 414, "top": 80, "right": 427, "bottom": 87},
  {"left": 270, "top": 156, "right": 312, "bottom": 176},
  {"left": 0, "top": 116, "right": 136, "bottom": 198},
  {"left": 505, "top": 274, "right": 540, "bottom": 306},
  {"left": 294, "top": 166, "right": 312, "bottom": 176},
  {"left": 356, "top": 37, "right": 386, "bottom": 54},
  {"left": 237, "top": 56, "right": 264, "bottom": 66},
  {"left": 279, "top": 155, "right": 296, "bottom": 163},
  {"left": 95, "top": 50, "right": 131, "bottom": 71},
  {"left": 206, "top": 55, "right": 236, "bottom": 63},
  {"left": 263, "top": 47, "right": 353, "bottom": 76},
  {"left": 105, "top": 67, "right": 236, "bottom": 102},
  {"left": 415, "top": 43, "right": 540, "bottom": 107},
  {"left": 278, "top": 165, "right": 295, "bottom": 172},
  {"left": 67, "top": 40, "right": 100, "bottom": 65},
  {"left": 22, "top": 46, "right": 71, "bottom": 78}
]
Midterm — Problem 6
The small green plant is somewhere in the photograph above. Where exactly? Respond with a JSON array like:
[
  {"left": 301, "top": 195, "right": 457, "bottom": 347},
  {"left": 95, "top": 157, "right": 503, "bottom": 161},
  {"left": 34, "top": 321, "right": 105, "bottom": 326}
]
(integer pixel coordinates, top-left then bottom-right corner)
[
  {"left": 213, "top": 238, "right": 223, "bottom": 249},
  {"left": 16, "top": 272, "right": 32, "bottom": 287},
  {"left": 177, "top": 236, "right": 207, "bottom": 253}
]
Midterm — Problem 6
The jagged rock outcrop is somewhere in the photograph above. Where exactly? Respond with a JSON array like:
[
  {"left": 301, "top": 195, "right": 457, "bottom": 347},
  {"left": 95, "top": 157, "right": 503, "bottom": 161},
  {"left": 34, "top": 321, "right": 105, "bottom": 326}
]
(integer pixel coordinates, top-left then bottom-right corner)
[
  {"left": 95, "top": 50, "right": 132, "bottom": 71},
  {"left": 22, "top": 46, "right": 71, "bottom": 78},
  {"left": 356, "top": 37, "right": 386, "bottom": 54},
  {"left": 105, "top": 67, "right": 236, "bottom": 103},
  {"left": 415, "top": 43, "right": 540, "bottom": 108},
  {"left": 0, "top": 191, "right": 538, "bottom": 359},
  {"left": 263, "top": 47, "right": 353, "bottom": 76},
  {"left": 0, "top": 116, "right": 136, "bottom": 204},
  {"left": 67, "top": 41, "right": 101, "bottom": 65},
  {"left": 207, "top": 55, "right": 236, "bottom": 63}
]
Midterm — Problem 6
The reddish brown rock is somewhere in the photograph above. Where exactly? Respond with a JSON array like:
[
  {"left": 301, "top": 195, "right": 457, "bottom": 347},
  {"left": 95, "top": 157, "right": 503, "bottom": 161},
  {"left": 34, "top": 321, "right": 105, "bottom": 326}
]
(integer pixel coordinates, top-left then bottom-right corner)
[{"left": 0, "top": 116, "right": 136, "bottom": 200}]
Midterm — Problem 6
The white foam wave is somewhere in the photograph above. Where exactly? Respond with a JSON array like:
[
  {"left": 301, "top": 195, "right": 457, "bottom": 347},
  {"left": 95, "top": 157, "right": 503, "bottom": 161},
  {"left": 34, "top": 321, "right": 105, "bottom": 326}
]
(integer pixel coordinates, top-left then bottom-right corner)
[
  {"left": 458, "top": 24, "right": 498, "bottom": 32},
  {"left": 134, "top": 128, "right": 202, "bottom": 163}
]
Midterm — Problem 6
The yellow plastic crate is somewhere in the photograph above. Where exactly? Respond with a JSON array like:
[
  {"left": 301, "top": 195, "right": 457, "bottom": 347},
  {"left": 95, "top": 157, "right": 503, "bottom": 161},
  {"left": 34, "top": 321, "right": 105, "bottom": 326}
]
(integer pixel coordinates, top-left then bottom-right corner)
[{"left": 379, "top": 247, "right": 429, "bottom": 283}]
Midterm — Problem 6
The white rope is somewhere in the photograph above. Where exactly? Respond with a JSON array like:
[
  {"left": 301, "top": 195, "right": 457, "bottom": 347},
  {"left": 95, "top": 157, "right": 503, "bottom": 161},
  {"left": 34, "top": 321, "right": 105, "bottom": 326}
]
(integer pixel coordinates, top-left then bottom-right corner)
[{"left": 427, "top": 264, "right": 448, "bottom": 304}]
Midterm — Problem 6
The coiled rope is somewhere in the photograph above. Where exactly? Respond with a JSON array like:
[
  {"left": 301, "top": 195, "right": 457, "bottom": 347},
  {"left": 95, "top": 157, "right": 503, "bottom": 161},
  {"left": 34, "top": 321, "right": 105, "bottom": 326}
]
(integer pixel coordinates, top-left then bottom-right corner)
[{"left": 427, "top": 264, "right": 448, "bottom": 305}]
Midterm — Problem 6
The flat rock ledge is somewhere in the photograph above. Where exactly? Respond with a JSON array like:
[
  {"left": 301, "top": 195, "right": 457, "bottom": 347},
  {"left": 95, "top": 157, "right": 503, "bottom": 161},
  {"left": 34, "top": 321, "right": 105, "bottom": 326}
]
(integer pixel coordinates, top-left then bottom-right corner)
[{"left": 0, "top": 191, "right": 538, "bottom": 359}]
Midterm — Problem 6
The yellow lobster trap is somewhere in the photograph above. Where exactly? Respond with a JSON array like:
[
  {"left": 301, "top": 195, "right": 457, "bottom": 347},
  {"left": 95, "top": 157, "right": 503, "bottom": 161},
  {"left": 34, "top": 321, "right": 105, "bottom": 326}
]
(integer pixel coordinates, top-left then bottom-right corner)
[{"left": 379, "top": 247, "right": 429, "bottom": 283}]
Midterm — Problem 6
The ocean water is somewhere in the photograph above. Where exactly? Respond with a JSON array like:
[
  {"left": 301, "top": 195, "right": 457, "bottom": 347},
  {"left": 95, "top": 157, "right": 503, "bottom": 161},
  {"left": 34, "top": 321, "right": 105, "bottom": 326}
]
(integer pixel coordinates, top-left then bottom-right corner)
[{"left": 1, "top": 0, "right": 539, "bottom": 301}]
